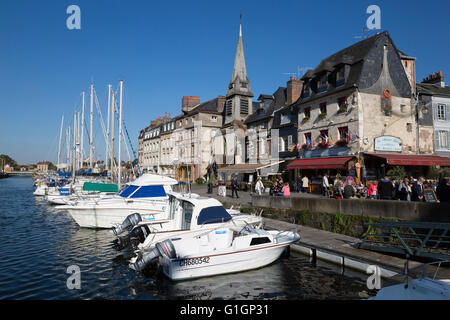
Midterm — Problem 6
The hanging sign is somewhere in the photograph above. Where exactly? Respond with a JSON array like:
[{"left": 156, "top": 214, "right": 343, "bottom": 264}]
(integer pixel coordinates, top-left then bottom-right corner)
[{"left": 374, "top": 136, "right": 402, "bottom": 152}]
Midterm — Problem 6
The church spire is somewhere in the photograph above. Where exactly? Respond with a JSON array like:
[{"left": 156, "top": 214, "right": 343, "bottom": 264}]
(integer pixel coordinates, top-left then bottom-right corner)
[{"left": 227, "top": 14, "right": 252, "bottom": 98}]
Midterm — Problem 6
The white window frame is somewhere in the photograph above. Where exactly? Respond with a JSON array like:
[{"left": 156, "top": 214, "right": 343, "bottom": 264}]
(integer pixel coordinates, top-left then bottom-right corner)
[{"left": 437, "top": 104, "right": 446, "bottom": 120}]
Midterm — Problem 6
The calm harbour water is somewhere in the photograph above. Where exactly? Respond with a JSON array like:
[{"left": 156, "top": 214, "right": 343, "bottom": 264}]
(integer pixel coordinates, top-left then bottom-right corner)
[{"left": 0, "top": 176, "right": 377, "bottom": 300}]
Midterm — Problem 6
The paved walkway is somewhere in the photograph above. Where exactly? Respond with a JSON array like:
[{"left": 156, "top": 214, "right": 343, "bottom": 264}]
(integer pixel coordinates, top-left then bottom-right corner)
[{"left": 189, "top": 184, "right": 322, "bottom": 207}]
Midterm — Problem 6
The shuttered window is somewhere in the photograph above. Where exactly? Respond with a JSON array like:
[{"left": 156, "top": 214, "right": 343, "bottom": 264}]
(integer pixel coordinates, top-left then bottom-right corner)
[
  {"left": 226, "top": 100, "right": 233, "bottom": 115},
  {"left": 240, "top": 98, "right": 249, "bottom": 114}
]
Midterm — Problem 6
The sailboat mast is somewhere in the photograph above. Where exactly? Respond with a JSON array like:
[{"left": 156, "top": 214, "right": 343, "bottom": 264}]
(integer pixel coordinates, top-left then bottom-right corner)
[
  {"left": 118, "top": 80, "right": 124, "bottom": 189},
  {"left": 57, "top": 115, "right": 64, "bottom": 168},
  {"left": 89, "top": 83, "right": 94, "bottom": 169},
  {"left": 72, "top": 112, "right": 77, "bottom": 183},
  {"left": 67, "top": 126, "right": 71, "bottom": 166},
  {"left": 106, "top": 84, "right": 111, "bottom": 173},
  {"left": 81, "top": 91, "right": 85, "bottom": 169},
  {"left": 111, "top": 92, "right": 115, "bottom": 180}
]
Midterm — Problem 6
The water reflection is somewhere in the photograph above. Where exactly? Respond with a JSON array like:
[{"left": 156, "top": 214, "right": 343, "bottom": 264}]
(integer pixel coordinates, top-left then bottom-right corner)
[{"left": 0, "top": 177, "right": 375, "bottom": 300}]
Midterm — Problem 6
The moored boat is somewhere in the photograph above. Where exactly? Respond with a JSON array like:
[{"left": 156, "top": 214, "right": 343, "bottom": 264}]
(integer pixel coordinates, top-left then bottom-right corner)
[
  {"left": 130, "top": 225, "right": 299, "bottom": 280},
  {"left": 56, "top": 174, "right": 177, "bottom": 228},
  {"left": 111, "top": 191, "right": 263, "bottom": 251}
]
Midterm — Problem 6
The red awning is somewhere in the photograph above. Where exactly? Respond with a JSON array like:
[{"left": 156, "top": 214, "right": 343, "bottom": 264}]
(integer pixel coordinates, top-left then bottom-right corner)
[
  {"left": 287, "top": 156, "right": 355, "bottom": 170},
  {"left": 366, "top": 153, "right": 450, "bottom": 166}
]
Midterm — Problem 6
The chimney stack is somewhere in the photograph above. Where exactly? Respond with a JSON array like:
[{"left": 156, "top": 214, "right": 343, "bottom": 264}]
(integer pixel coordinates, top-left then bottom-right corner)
[
  {"left": 422, "top": 71, "right": 445, "bottom": 87},
  {"left": 182, "top": 96, "right": 200, "bottom": 113},
  {"left": 286, "top": 77, "right": 303, "bottom": 105}
]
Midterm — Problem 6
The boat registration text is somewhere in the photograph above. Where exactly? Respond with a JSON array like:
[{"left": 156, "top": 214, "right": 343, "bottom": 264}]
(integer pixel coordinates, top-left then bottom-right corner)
[{"left": 179, "top": 257, "right": 210, "bottom": 267}]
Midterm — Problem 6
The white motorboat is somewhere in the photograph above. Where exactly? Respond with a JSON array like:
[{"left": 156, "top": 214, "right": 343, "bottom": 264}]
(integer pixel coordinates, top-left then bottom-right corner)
[
  {"left": 46, "top": 181, "right": 118, "bottom": 205},
  {"left": 56, "top": 174, "right": 177, "bottom": 228},
  {"left": 130, "top": 225, "right": 299, "bottom": 280},
  {"left": 112, "top": 192, "right": 263, "bottom": 251},
  {"left": 371, "top": 260, "right": 450, "bottom": 300}
]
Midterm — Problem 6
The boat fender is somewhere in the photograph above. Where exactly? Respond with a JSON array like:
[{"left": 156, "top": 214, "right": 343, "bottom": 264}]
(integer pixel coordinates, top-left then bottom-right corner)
[
  {"left": 112, "top": 224, "right": 151, "bottom": 251},
  {"left": 156, "top": 239, "right": 177, "bottom": 259},
  {"left": 111, "top": 213, "right": 142, "bottom": 236}
]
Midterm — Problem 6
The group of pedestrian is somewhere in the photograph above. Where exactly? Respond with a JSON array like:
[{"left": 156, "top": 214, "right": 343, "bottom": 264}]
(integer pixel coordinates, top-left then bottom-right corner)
[
  {"left": 269, "top": 178, "right": 290, "bottom": 197},
  {"left": 230, "top": 173, "right": 450, "bottom": 203}
]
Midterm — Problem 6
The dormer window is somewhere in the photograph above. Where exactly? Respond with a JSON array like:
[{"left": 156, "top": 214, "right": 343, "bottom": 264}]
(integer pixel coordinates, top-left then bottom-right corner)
[
  {"left": 336, "top": 66, "right": 345, "bottom": 87},
  {"left": 317, "top": 74, "right": 328, "bottom": 92},
  {"left": 303, "top": 82, "right": 310, "bottom": 97},
  {"left": 280, "top": 112, "right": 291, "bottom": 125}
]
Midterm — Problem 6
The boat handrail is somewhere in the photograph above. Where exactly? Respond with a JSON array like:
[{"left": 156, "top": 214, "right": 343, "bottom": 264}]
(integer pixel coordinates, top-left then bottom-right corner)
[{"left": 421, "top": 260, "right": 450, "bottom": 280}]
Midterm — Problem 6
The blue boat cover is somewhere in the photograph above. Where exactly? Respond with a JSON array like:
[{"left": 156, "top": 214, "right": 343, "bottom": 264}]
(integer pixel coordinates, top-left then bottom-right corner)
[
  {"left": 119, "top": 185, "right": 166, "bottom": 198},
  {"left": 197, "top": 206, "right": 232, "bottom": 225}
]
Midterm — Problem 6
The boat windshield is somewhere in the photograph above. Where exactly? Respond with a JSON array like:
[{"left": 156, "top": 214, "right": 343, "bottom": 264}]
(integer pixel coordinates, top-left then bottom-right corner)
[
  {"left": 119, "top": 185, "right": 167, "bottom": 198},
  {"left": 197, "top": 206, "right": 232, "bottom": 225}
]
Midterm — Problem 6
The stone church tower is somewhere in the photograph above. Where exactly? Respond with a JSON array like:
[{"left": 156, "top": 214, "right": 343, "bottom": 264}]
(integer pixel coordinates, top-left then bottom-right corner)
[{"left": 224, "top": 22, "right": 254, "bottom": 125}]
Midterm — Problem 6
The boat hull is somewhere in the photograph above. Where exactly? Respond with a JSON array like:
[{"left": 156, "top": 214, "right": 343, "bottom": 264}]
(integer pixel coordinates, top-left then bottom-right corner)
[
  {"left": 160, "top": 242, "right": 291, "bottom": 281},
  {"left": 63, "top": 203, "right": 168, "bottom": 228}
]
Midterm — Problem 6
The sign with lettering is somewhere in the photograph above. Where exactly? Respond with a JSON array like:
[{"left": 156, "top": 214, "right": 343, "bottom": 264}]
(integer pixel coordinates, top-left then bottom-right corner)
[
  {"left": 374, "top": 136, "right": 402, "bottom": 152},
  {"left": 424, "top": 188, "right": 438, "bottom": 203}
]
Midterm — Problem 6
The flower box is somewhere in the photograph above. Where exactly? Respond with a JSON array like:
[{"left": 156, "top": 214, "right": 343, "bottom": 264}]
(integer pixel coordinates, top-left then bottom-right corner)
[
  {"left": 318, "top": 112, "right": 327, "bottom": 119},
  {"left": 335, "top": 139, "right": 348, "bottom": 147}
]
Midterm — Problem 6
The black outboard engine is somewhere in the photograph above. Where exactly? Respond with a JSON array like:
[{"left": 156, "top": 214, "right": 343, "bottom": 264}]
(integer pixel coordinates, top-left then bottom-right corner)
[
  {"left": 111, "top": 213, "right": 142, "bottom": 236},
  {"left": 112, "top": 224, "right": 151, "bottom": 251},
  {"left": 131, "top": 239, "right": 176, "bottom": 272}
]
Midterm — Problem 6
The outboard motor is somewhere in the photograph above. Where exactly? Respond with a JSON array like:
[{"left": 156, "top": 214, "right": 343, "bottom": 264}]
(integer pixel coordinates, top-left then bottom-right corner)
[
  {"left": 112, "top": 224, "right": 151, "bottom": 251},
  {"left": 130, "top": 239, "right": 176, "bottom": 272},
  {"left": 111, "top": 213, "right": 142, "bottom": 236}
]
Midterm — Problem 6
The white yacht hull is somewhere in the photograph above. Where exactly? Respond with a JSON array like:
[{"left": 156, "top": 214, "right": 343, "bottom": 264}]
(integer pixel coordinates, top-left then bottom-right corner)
[
  {"left": 160, "top": 234, "right": 297, "bottom": 281},
  {"left": 60, "top": 200, "right": 168, "bottom": 228}
]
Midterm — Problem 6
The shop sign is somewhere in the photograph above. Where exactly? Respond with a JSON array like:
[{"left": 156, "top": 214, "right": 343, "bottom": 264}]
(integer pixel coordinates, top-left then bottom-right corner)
[{"left": 374, "top": 136, "right": 402, "bottom": 152}]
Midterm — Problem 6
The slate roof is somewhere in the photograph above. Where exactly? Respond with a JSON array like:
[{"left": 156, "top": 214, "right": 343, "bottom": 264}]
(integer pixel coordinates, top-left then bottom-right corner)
[
  {"left": 185, "top": 97, "right": 222, "bottom": 115},
  {"left": 297, "top": 31, "right": 411, "bottom": 104},
  {"left": 245, "top": 87, "right": 287, "bottom": 124},
  {"left": 416, "top": 83, "right": 450, "bottom": 97}
]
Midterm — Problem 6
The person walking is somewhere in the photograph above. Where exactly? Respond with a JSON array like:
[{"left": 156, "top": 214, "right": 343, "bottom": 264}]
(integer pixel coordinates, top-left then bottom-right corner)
[
  {"left": 231, "top": 176, "right": 239, "bottom": 199},
  {"left": 367, "top": 181, "right": 378, "bottom": 199},
  {"left": 322, "top": 174, "right": 330, "bottom": 197},
  {"left": 378, "top": 176, "right": 394, "bottom": 200},
  {"left": 436, "top": 178, "right": 450, "bottom": 203},
  {"left": 255, "top": 177, "right": 264, "bottom": 196},
  {"left": 281, "top": 182, "right": 290, "bottom": 197},
  {"left": 302, "top": 175, "right": 309, "bottom": 193},
  {"left": 411, "top": 176, "right": 425, "bottom": 202},
  {"left": 398, "top": 178, "right": 411, "bottom": 201}
]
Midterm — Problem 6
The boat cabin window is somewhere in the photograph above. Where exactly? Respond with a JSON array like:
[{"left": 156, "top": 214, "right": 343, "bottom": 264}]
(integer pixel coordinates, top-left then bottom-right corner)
[
  {"left": 181, "top": 201, "right": 194, "bottom": 230},
  {"left": 197, "top": 206, "right": 232, "bottom": 225},
  {"left": 250, "top": 237, "right": 271, "bottom": 246},
  {"left": 169, "top": 196, "right": 180, "bottom": 220},
  {"left": 119, "top": 185, "right": 166, "bottom": 198},
  {"left": 119, "top": 185, "right": 139, "bottom": 197}
]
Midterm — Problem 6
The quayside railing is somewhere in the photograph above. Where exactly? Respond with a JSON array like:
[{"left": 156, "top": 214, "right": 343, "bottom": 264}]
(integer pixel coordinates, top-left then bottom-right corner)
[{"left": 358, "top": 221, "right": 450, "bottom": 261}]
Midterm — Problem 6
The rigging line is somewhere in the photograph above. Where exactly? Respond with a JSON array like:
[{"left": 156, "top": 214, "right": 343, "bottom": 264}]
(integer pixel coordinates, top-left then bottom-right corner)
[
  {"left": 93, "top": 87, "right": 109, "bottom": 155},
  {"left": 111, "top": 88, "right": 141, "bottom": 175},
  {"left": 111, "top": 92, "right": 136, "bottom": 176}
]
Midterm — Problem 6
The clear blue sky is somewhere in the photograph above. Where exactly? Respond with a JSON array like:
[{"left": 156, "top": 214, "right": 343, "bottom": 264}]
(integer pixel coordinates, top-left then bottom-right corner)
[{"left": 1, "top": 0, "right": 449, "bottom": 164}]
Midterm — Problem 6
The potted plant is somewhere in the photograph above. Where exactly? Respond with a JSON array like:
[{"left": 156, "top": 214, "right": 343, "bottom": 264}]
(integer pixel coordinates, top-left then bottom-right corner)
[
  {"left": 318, "top": 112, "right": 327, "bottom": 119},
  {"left": 337, "top": 106, "right": 348, "bottom": 114},
  {"left": 335, "top": 139, "right": 348, "bottom": 147}
]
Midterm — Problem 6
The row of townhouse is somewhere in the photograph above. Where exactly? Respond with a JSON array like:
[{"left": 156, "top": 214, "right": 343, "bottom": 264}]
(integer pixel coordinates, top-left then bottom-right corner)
[{"left": 139, "top": 25, "right": 450, "bottom": 184}]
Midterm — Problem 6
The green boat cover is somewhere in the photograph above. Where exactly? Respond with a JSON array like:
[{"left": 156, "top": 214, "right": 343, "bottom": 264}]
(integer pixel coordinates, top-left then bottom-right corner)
[{"left": 82, "top": 182, "right": 118, "bottom": 192}]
